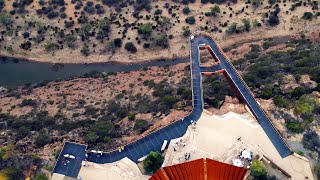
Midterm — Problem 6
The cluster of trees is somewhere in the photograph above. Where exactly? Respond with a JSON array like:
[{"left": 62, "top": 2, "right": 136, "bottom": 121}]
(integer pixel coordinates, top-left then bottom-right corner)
[
  {"left": 201, "top": 0, "right": 237, "bottom": 4},
  {"left": 227, "top": 19, "right": 251, "bottom": 34},
  {"left": 236, "top": 38, "right": 320, "bottom": 135},
  {"left": 203, "top": 74, "right": 234, "bottom": 108}
]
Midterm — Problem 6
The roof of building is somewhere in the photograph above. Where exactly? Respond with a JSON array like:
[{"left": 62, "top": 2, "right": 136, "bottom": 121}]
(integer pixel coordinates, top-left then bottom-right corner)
[{"left": 151, "top": 158, "right": 247, "bottom": 180}]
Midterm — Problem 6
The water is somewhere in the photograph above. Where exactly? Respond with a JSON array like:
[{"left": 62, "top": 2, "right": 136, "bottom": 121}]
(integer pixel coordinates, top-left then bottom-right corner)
[{"left": 0, "top": 56, "right": 187, "bottom": 87}]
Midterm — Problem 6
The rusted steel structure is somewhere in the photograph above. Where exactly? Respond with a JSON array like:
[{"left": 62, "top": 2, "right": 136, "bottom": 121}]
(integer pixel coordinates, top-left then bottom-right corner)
[{"left": 151, "top": 158, "right": 247, "bottom": 180}]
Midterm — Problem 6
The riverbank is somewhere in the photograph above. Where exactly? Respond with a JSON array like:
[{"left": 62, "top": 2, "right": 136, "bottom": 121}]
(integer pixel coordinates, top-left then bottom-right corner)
[{"left": 1, "top": 0, "right": 319, "bottom": 64}]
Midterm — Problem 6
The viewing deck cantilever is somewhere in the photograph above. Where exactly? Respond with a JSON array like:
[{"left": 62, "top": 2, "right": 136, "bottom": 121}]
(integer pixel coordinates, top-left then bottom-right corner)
[{"left": 53, "top": 32, "right": 291, "bottom": 178}]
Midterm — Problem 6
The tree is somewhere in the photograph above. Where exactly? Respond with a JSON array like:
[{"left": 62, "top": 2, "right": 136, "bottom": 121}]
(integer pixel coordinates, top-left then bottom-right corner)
[
  {"left": 302, "top": 12, "right": 313, "bottom": 20},
  {"left": 125, "top": 42, "right": 137, "bottom": 53},
  {"left": 286, "top": 121, "right": 302, "bottom": 133},
  {"left": 251, "top": 160, "right": 267, "bottom": 178},
  {"left": 34, "top": 173, "right": 48, "bottom": 180},
  {"left": 43, "top": 41, "right": 58, "bottom": 52},
  {"left": 154, "top": 34, "right": 168, "bottom": 48},
  {"left": 86, "top": 131, "right": 99, "bottom": 144},
  {"left": 182, "top": 26, "right": 190, "bottom": 37},
  {"left": 143, "top": 151, "right": 164, "bottom": 174},
  {"left": 185, "top": 16, "right": 195, "bottom": 24},
  {"left": 133, "top": 119, "right": 149, "bottom": 133},
  {"left": 113, "top": 38, "right": 122, "bottom": 47},
  {"left": 290, "top": 86, "right": 308, "bottom": 99},
  {"left": 128, "top": 113, "right": 135, "bottom": 120},
  {"left": 251, "top": 0, "right": 262, "bottom": 7},
  {"left": 79, "top": 23, "right": 92, "bottom": 39},
  {"left": 182, "top": 6, "right": 190, "bottom": 14},
  {"left": 35, "top": 131, "right": 51, "bottom": 148},
  {"left": 295, "top": 95, "right": 318, "bottom": 116},
  {"left": 210, "top": 5, "right": 220, "bottom": 16},
  {"left": 138, "top": 23, "right": 152, "bottom": 36},
  {"left": 302, "top": 131, "right": 320, "bottom": 150},
  {"left": 0, "top": 12, "right": 13, "bottom": 26},
  {"left": 80, "top": 44, "right": 90, "bottom": 56},
  {"left": 242, "top": 18, "right": 251, "bottom": 31},
  {"left": 227, "top": 22, "right": 237, "bottom": 34}
]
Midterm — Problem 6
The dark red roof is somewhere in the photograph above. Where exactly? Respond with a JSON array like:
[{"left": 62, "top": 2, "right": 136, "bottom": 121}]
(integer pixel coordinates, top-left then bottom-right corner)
[{"left": 150, "top": 158, "right": 247, "bottom": 180}]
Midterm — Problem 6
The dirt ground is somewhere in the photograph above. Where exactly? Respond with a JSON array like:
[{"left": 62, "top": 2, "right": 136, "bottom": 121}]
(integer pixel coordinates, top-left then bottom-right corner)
[{"left": 0, "top": 0, "right": 319, "bottom": 64}]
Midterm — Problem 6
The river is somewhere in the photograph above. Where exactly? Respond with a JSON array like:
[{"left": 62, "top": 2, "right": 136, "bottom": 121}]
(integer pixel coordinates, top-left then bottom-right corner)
[{"left": 0, "top": 56, "right": 187, "bottom": 87}]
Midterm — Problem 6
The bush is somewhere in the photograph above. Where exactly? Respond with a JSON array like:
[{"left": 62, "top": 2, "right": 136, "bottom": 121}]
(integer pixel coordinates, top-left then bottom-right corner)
[
  {"left": 294, "top": 95, "right": 318, "bottom": 116},
  {"left": 35, "top": 131, "right": 52, "bottom": 148},
  {"left": 160, "top": 96, "right": 178, "bottom": 109},
  {"left": 182, "top": 26, "right": 191, "bottom": 37},
  {"left": 114, "top": 38, "right": 122, "bottom": 47},
  {"left": 227, "top": 22, "right": 237, "bottom": 34},
  {"left": 125, "top": 42, "right": 137, "bottom": 53},
  {"left": 154, "top": 34, "right": 168, "bottom": 48},
  {"left": 133, "top": 119, "right": 149, "bottom": 132},
  {"left": 210, "top": 5, "right": 220, "bottom": 16},
  {"left": 0, "top": 12, "right": 14, "bottom": 26},
  {"left": 268, "top": 13, "right": 279, "bottom": 26},
  {"left": 138, "top": 23, "right": 152, "bottom": 36},
  {"left": 272, "top": 96, "right": 290, "bottom": 108},
  {"left": 290, "top": 86, "right": 308, "bottom": 99},
  {"left": 302, "top": 131, "right": 320, "bottom": 150},
  {"left": 242, "top": 18, "right": 251, "bottom": 31},
  {"left": 86, "top": 131, "right": 99, "bottom": 144},
  {"left": 80, "top": 44, "right": 90, "bottom": 56},
  {"left": 21, "top": 99, "right": 37, "bottom": 107},
  {"left": 43, "top": 41, "right": 58, "bottom": 52},
  {"left": 143, "top": 151, "right": 164, "bottom": 174},
  {"left": 185, "top": 16, "right": 195, "bottom": 24},
  {"left": 286, "top": 121, "right": 303, "bottom": 133},
  {"left": 182, "top": 6, "right": 190, "bottom": 14},
  {"left": 251, "top": 160, "right": 267, "bottom": 178},
  {"left": 302, "top": 12, "right": 313, "bottom": 20},
  {"left": 34, "top": 173, "right": 48, "bottom": 180},
  {"left": 128, "top": 113, "right": 135, "bottom": 121}
]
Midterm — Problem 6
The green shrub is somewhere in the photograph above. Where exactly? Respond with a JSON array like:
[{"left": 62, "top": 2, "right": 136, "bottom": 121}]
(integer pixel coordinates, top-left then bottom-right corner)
[
  {"left": 294, "top": 95, "right": 318, "bottom": 116},
  {"left": 210, "top": 5, "right": 220, "bottom": 16},
  {"left": 35, "top": 131, "right": 52, "bottom": 148},
  {"left": 182, "top": 26, "right": 191, "bottom": 37},
  {"left": 302, "top": 12, "right": 313, "bottom": 20},
  {"left": 0, "top": 12, "right": 14, "bottom": 26},
  {"left": 138, "top": 23, "right": 152, "bottom": 36},
  {"left": 43, "top": 41, "right": 58, "bottom": 52},
  {"left": 185, "top": 16, "right": 195, "bottom": 24},
  {"left": 302, "top": 131, "right": 320, "bottom": 150},
  {"left": 86, "top": 131, "right": 99, "bottom": 144},
  {"left": 128, "top": 113, "right": 135, "bottom": 121},
  {"left": 143, "top": 151, "right": 164, "bottom": 174},
  {"left": 251, "top": 160, "right": 267, "bottom": 178},
  {"left": 125, "top": 42, "right": 137, "bottom": 53},
  {"left": 273, "top": 96, "right": 290, "bottom": 108},
  {"left": 182, "top": 6, "right": 190, "bottom": 14},
  {"left": 80, "top": 44, "right": 90, "bottom": 56},
  {"left": 34, "top": 173, "right": 48, "bottom": 180},
  {"left": 133, "top": 119, "right": 149, "bottom": 132},
  {"left": 286, "top": 121, "right": 303, "bottom": 133},
  {"left": 20, "top": 99, "right": 37, "bottom": 107}
]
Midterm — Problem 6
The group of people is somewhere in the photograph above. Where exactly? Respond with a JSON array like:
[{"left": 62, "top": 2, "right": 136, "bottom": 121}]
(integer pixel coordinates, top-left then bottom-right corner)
[
  {"left": 63, "top": 160, "right": 70, "bottom": 166},
  {"left": 118, "top": 146, "right": 125, "bottom": 152},
  {"left": 173, "top": 139, "right": 187, "bottom": 152}
]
